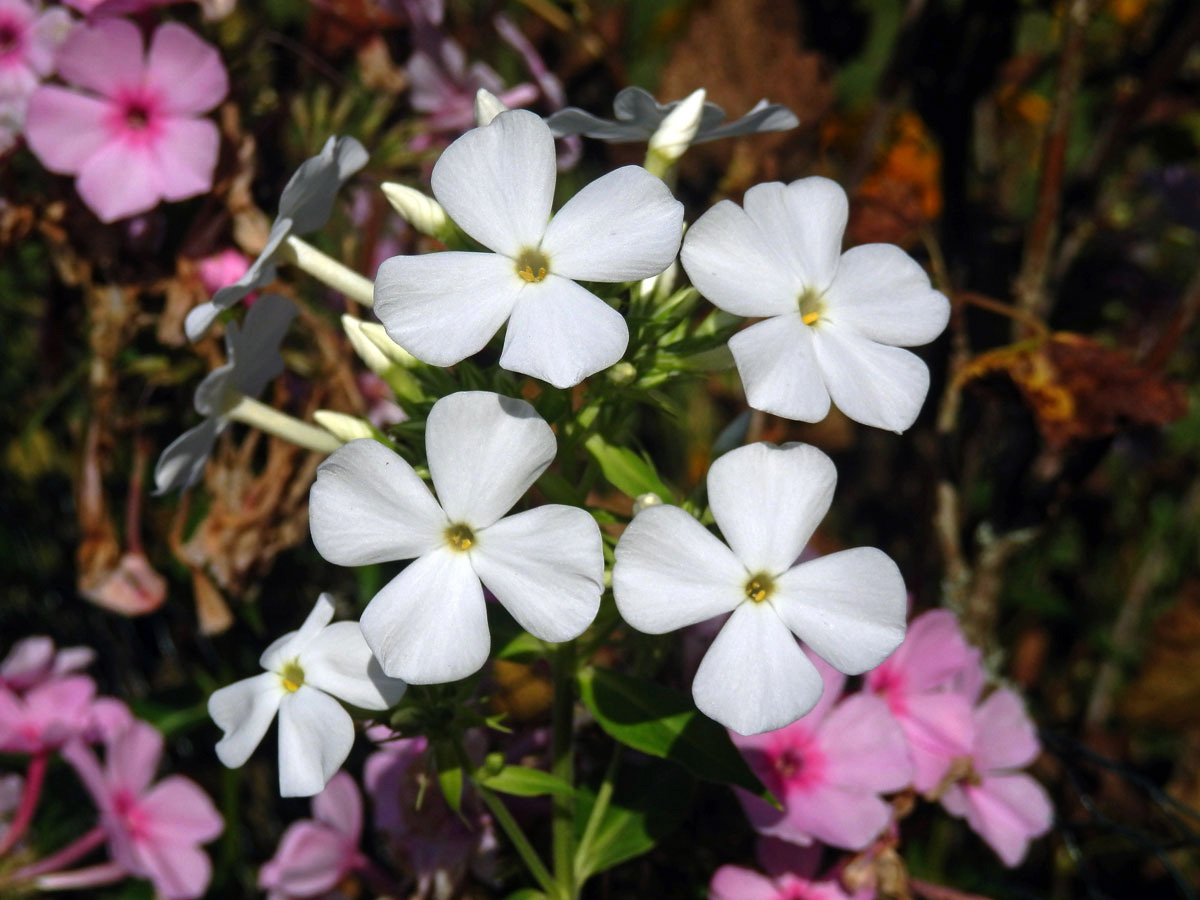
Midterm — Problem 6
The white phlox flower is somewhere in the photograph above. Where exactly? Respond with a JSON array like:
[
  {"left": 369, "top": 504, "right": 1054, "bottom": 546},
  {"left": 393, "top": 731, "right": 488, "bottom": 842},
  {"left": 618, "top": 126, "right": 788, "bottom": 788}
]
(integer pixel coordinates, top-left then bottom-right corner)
[
  {"left": 680, "top": 177, "right": 951, "bottom": 433},
  {"left": 154, "top": 294, "right": 296, "bottom": 493},
  {"left": 186, "top": 135, "right": 368, "bottom": 340},
  {"left": 373, "top": 109, "right": 684, "bottom": 389},
  {"left": 207, "top": 593, "right": 406, "bottom": 797},
  {"left": 309, "top": 390, "right": 604, "bottom": 684},
  {"left": 612, "top": 441, "right": 907, "bottom": 736}
]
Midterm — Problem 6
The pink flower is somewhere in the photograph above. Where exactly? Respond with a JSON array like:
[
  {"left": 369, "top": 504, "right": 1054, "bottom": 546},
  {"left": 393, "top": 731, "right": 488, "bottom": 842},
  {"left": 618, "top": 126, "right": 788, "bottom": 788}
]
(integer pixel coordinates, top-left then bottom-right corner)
[
  {"left": 710, "top": 864, "right": 852, "bottom": 900},
  {"left": 864, "top": 610, "right": 980, "bottom": 793},
  {"left": 0, "top": 0, "right": 70, "bottom": 102},
  {"left": 939, "top": 689, "right": 1053, "bottom": 866},
  {"left": 196, "top": 247, "right": 252, "bottom": 297},
  {"left": 0, "top": 674, "right": 96, "bottom": 753},
  {"left": 24, "top": 18, "right": 227, "bottom": 223},
  {"left": 259, "top": 772, "right": 365, "bottom": 900},
  {"left": 733, "top": 652, "right": 912, "bottom": 850},
  {"left": 0, "top": 636, "right": 94, "bottom": 693},
  {"left": 63, "top": 720, "right": 223, "bottom": 899}
]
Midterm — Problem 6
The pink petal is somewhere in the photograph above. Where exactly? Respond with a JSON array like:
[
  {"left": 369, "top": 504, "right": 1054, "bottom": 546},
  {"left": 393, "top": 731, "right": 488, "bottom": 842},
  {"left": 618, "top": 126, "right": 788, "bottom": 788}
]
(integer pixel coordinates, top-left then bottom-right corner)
[
  {"left": 0, "top": 637, "right": 54, "bottom": 690},
  {"left": 710, "top": 865, "right": 782, "bottom": 900},
  {"left": 22, "top": 675, "right": 96, "bottom": 748},
  {"left": 107, "top": 720, "right": 163, "bottom": 795},
  {"left": 60, "top": 739, "right": 114, "bottom": 817},
  {"left": 26, "top": 8, "right": 73, "bottom": 77},
  {"left": 86, "top": 697, "right": 134, "bottom": 744},
  {"left": 818, "top": 694, "right": 912, "bottom": 794},
  {"left": 973, "top": 689, "right": 1039, "bottom": 773},
  {"left": 901, "top": 692, "right": 975, "bottom": 793},
  {"left": 56, "top": 19, "right": 144, "bottom": 98},
  {"left": 133, "top": 835, "right": 214, "bottom": 900},
  {"left": 258, "top": 821, "right": 352, "bottom": 896},
  {"left": 311, "top": 771, "right": 362, "bottom": 841},
  {"left": 144, "top": 23, "right": 227, "bottom": 115},
  {"left": 961, "top": 774, "right": 1053, "bottom": 867},
  {"left": 151, "top": 116, "right": 219, "bottom": 202},
  {"left": 890, "top": 610, "right": 978, "bottom": 692},
  {"left": 140, "top": 777, "right": 224, "bottom": 844},
  {"left": 76, "top": 138, "right": 162, "bottom": 222},
  {"left": 775, "top": 780, "right": 894, "bottom": 851},
  {"left": 23, "top": 86, "right": 112, "bottom": 173}
]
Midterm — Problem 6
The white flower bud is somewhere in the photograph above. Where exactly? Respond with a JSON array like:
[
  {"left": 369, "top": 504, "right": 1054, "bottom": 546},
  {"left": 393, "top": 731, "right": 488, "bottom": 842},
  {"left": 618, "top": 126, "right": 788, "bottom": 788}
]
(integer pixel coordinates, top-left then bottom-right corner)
[
  {"left": 474, "top": 89, "right": 508, "bottom": 127},
  {"left": 632, "top": 493, "right": 663, "bottom": 515},
  {"left": 313, "top": 410, "right": 376, "bottom": 443},
  {"left": 645, "top": 88, "right": 706, "bottom": 176},
  {"left": 359, "top": 321, "right": 420, "bottom": 368},
  {"left": 381, "top": 183, "right": 450, "bottom": 238},
  {"left": 341, "top": 315, "right": 393, "bottom": 376}
]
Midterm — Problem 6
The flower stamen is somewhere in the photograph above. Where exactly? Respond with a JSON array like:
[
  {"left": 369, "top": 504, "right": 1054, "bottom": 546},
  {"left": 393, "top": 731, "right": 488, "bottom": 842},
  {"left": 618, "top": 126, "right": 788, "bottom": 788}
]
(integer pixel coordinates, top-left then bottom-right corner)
[
  {"left": 280, "top": 660, "right": 304, "bottom": 693},
  {"left": 515, "top": 248, "right": 549, "bottom": 284},
  {"left": 744, "top": 572, "right": 776, "bottom": 603},
  {"left": 445, "top": 522, "right": 476, "bottom": 552},
  {"left": 798, "top": 286, "right": 824, "bottom": 326}
]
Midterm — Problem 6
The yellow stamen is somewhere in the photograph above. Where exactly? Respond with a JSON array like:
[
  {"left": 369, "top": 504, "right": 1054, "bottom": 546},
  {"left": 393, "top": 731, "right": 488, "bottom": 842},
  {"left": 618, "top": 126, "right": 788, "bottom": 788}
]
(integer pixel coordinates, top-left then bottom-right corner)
[
  {"left": 445, "top": 522, "right": 476, "bottom": 552},
  {"left": 515, "top": 248, "right": 549, "bottom": 284},
  {"left": 801, "top": 311, "right": 820, "bottom": 325},
  {"left": 280, "top": 660, "right": 304, "bottom": 693},
  {"left": 798, "top": 286, "right": 824, "bottom": 326},
  {"left": 744, "top": 572, "right": 776, "bottom": 603}
]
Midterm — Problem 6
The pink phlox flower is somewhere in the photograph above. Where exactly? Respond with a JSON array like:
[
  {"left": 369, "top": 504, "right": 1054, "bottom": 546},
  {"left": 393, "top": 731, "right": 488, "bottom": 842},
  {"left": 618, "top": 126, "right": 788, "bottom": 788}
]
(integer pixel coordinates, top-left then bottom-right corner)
[
  {"left": 196, "top": 248, "right": 252, "bottom": 299},
  {"left": 363, "top": 728, "right": 479, "bottom": 895},
  {"left": 939, "top": 688, "right": 1053, "bottom": 867},
  {"left": 864, "top": 610, "right": 981, "bottom": 793},
  {"left": 259, "top": 771, "right": 365, "bottom": 900},
  {"left": 0, "top": 0, "right": 70, "bottom": 101},
  {"left": 733, "top": 651, "right": 912, "bottom": 850},
  {"left": 62, "top": 0, "right": 235, "bottom": 20},
  {"left": 0, "top": 674, "right": 95, "bottom": 753},
  {"left": 0, "top": 636, "right": 95, "bottom": 693},
  {"left": 24, "top": 18, "right": 228, "bottom": 223},
  {"left": 84, "top": 696, "right": 135, "bottom": 744},
  {"left": 62, "top": 719, "right": 223, "bottom": 899},
  {"left": 710, "top": 863, "right": 853, "bottom": 900}
]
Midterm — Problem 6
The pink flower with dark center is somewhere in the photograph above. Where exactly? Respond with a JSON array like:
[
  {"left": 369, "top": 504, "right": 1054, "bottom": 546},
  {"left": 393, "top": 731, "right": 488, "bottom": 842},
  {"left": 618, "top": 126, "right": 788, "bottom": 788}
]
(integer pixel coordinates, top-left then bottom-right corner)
[
  {"left": 62, "top": 720, "right": 223, "bottom": 899},
  {"left": 0, "top": 0, "right": 70, "bottom": 101},
  {"left": 939, "top": 688, "right": 1053, "bottom": 866},
  {"left": 24, "top": 18, "right": 227, "bottom": 223},
  {"left": 865, "top": 610, "right": 980, "bottom": 793},
  {"left": 733, "top": 651, "right": 912, "bottom": 850},
  {"left": 258, "top": 771, "right": 365, "bottom": 900},
  {"left": 0, "top": 674, "right": 95, "bottom": 754}
]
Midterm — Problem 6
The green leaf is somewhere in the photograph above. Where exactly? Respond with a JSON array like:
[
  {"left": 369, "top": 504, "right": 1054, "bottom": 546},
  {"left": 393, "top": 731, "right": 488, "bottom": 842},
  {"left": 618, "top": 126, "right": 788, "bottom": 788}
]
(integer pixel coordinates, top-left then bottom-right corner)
[
  {"left": 478, "top": 765, "right": 577, "bottom": 799},
  {"left": 432, "top": 741, "right": 464, "bottom": 814},
  {"left": 503, "top": 891, "right": 548, "bottom": 900},
  {"left": 577, "top": 667, "right": 774, "bottom": 805},
  {"left": 574, "top": 758, "right": 692, "bottom": 878},
  {"left": 584, "top": 435, "right": 673, "bottom": 501}
]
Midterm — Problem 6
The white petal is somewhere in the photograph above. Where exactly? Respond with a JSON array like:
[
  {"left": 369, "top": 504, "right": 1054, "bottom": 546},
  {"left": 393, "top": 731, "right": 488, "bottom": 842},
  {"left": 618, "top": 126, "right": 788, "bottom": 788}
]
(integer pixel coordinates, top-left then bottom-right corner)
[
  {"left": 431, "top": 109, "right": 556, "bottom": 256},
  {"left": 470, "top": 506, "right": 603, "bottom": 643},
  {"left": 823, "top": 244, "right": 949, "bottom": 346},
  {"left": 228, "top": 294, "right": 297, "bottom": 399},
  {"left": 812, "top": 325, "right": 930, "bottom": 433},
  {"left": 374, "top": 251, "right": 524, "bottom": 367},
  {"left": 692, "top": 602, "right": 823, "bottom": 735},
  {"left": 612, "top": 505, "right": 746, "bottom": 633},
  {"left": 707, "top": 442, "right": 836, "bottom": 575},
  {"left": 729, "top": 314, "right": 831, "bottom": 422},
  {"left": 310, "top": 439, "right": 447, "bottom": 566},
  {"left": 425, "top": 391, "right": 555, "bottom": 528},
  {"left": 539, "top": 166, "right": 683, "bottom": 282},
  {"left": 300, "top": 621, "right": 407, "bottom": 710},
  {"left": 742, "top": 178, "right": 847, "bottom": 291},
  {"left": 358, "top": 548, "right": 489, "bottom": 684},
  {"left": 208, "top": 673, "right": 283, "bottom": 769},
  {"left": 153, "top": 418, "right": 221, "bottom": 494},
  {"left": 680, "top": 199, "right": 799, "bottom": 317},
  {"left": 499, "top": 277, "right": 629, "bottom": 388},
  {"left": 773, "top": 547, "right": 907, "bottom": 674},
  {"left": 260, "top": 593, "right": 336, "bottom": 671},
  {"left": 277, "top": 687, "right": 355, "bottom": 797}
]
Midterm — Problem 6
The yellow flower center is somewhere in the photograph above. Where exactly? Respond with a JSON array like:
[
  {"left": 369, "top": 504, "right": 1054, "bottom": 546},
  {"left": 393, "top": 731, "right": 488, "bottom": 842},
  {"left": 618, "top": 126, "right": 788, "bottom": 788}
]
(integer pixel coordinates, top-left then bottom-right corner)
[
  {"left": 445, "top": 522, "right": 476, "bottom": 552},
  {"left": 280, "top": 660, "right": 305, "bottom": 693},
  {"left": 798, "top": 286, "right": 825, "bottom": 326},
  {"left": 744, "top": 572, "right": 776, "bottom": 603},
  {"left": 515, "top": 248, "right": 549, "bottom": 284}
]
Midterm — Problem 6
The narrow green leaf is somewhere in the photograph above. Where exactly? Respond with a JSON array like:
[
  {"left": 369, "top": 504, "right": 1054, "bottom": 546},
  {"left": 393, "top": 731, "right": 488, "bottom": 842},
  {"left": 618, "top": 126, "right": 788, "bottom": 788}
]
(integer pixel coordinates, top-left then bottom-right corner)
[
  {"left": 577, "top": 667, "right": 774, "bottom": 805},
  {"left": 478, "top": 765, "right": 577, "bottom": 799},
  {"left": 583, "top": 435, "right": 673, "bottom": 501}
]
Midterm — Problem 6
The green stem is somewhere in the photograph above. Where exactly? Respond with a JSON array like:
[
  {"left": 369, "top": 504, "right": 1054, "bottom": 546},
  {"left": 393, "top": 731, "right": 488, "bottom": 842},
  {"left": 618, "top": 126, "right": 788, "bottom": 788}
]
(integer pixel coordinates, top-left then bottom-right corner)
[
  {"left": 551, "top": 640, "right": 577, "bottom": 899},
  {"left": 574, "top": 743, "right": 620, "bottom": 883},
  {"left": 475, "top": 783, "right": 557, "bottom": 897}
]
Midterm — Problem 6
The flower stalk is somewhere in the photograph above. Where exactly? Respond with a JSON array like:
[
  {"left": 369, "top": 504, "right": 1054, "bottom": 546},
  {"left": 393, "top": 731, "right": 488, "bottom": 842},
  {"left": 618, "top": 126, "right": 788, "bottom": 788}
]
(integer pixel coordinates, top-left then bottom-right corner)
[
  {"left": 551, "top": 639, "right": 577, "bottom": 899},
  {"left": 227, "top": 396, "right": 343, "bottom": 454},
  {"left": 0, "top": 751, "right": 47, "bottom": 857},
  {"left": 281, "top": 235, "right": 375, "bottom": 308}
]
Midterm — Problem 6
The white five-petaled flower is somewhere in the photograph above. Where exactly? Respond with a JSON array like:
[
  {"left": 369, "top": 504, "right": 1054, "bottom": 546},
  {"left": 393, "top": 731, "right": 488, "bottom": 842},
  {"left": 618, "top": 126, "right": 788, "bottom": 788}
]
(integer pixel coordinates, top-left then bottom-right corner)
[
  {"left": 207, "top": 593, "right": 406, "bottom": 797},
  {"left": 309, "top": 390, "right": 604, "bottom": 683},
  {"left": 680, "top": 177, "right": 950, "bottom": 433},
  {"left": 612, "top": 441, "right": 907, "bottom": 736},
  {"left": 373, "top": 109, "right": 684, "bottom": 389}
]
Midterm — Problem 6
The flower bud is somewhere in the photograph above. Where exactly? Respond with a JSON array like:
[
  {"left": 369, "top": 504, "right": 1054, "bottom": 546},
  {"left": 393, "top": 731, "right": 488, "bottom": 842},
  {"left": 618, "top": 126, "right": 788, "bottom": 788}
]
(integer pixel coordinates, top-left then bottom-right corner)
[
  {"left": 474, "top": 88, "right": 508, "bottom": 126},
  {"left": 360, "top": 321, "right": 420, "bottom": 369},
  {"left": 313, "top": 410, "right": 375, "bottom": 443},
  {"left": 645, "top": 88, "right": 706, "bottom": 177},
  {"left": 341, "top": 314, "right": 393, "bottom": 376},
  {"left": 632, "top": 493, "right": 663, "bottom": 515},
  {"left": 381, "top": 183, "right": 450, "bottom": 239},
  {"left": 606, "top": 361, "right": 637, "bottom": 386}
]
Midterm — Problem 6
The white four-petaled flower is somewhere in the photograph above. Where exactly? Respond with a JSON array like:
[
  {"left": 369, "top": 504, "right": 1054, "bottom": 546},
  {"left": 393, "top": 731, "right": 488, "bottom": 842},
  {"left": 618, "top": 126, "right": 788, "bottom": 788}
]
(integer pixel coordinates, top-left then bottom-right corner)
[
  {"left": 373, "top": 110, "right": 684, "bottom": 388},
  {"left": 208, "top": 593, "right": 406, "bottom": 797},
  {"left": 308, "top": 390, "right": 604, "bottom": 683},
  {"left": 612, "top": 441, "right": 907, "bottom": 735},
  {"left": 680, "top": 177, "right": 950, "bottom": 432}
]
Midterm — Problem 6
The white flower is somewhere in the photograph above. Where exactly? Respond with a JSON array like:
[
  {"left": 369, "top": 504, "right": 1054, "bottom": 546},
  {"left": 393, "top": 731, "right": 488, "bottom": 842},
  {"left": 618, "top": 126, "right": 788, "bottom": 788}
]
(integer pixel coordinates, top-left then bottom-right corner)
[
  {"left": 612, "top": 441, "right": 906, "bottom": 736},
  {"left": 680, "top": 177, "right": 950, "bottom": 433},
  {"left": 208, "top": 593, "right": 406, "bottom": 797},
  {"left": 373, "top": 109, "right": 684, "bottom": 389},
  {"left": 154, "top": 294, "right": 296, "bottom": 493},
  {"left": 309, "top": 390, "right": 604, "bottom": 683},
  {"left": 186, "top": 136, "right": 367, "bottom": 340}
]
